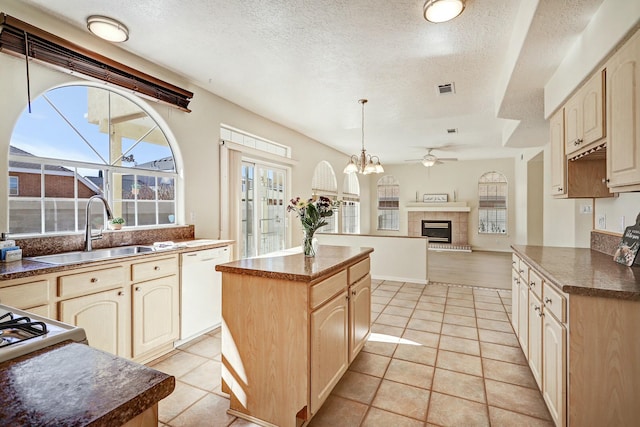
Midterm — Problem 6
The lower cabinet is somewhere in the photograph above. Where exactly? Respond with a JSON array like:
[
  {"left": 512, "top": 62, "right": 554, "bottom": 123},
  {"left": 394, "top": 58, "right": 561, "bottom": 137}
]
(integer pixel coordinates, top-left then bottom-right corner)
[
  {"left": 132, "top": 275, "right": 179, "bottom": 358},
  {"left": 511, "top": 269, "right": 519, "bottom": 332},
  {"left": 349, "top": 273, "right": 371, "bottom": 363},
  {"left": 528, "top": 292, "right": 543, "bottom": 389},
  {"left": 310, "top": 290, "right": 349, "bottom": 414},
  {"left": 59, "top": 287, "right": 129, "bottom": 357},
  {"left": 542, "top": 310, "right": 566, "bottom": 426},
  {"left": 517, "top": 276, "right": 529, "bottom": 356}
]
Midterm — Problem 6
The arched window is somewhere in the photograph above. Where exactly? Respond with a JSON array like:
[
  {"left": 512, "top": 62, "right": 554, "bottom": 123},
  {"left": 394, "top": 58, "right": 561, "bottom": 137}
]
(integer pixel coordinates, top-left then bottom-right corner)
[
  {"left": 377, "top": 175, "right": 399, "bottom": 231},
  {"left": 311, "top": 161, "right": 338, "bottom": 233},
  {"left": 478, "top": 171, "right": 507, "bottom": 234},
  {"left": 9, "top": 84, "right": 178, "bottom": 235},
  {"left": 342, "top": 173, "right": 360, "bottom": 234}
]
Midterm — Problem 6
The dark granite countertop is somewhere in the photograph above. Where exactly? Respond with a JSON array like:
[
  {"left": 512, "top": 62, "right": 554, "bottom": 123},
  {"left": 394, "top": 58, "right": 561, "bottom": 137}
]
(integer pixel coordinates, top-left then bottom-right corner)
[
  {"left": 0, "top": 239, "right": 234, "bottom": 282},
  {"left": 0, "top": 341, "right": 174, "bottom": 426},
  {"left": 512, "top": 245, "right": 640, "bottom": 300},
  {"left": 216, "top": 245, "right": 373, "bottom": 283}
]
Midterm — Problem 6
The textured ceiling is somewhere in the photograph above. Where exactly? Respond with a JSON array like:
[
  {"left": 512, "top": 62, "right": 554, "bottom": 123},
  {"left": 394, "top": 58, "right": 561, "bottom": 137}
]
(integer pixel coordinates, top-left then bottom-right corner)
[{"left": 20, "top": 0, "right": 605, "bottom": 164}]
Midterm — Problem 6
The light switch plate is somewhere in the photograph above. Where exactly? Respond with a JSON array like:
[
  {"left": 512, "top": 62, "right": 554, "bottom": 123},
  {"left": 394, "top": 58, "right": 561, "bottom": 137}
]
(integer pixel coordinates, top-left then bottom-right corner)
[{"left": 580, "top": 204, "right": 593, "bottom": 214}]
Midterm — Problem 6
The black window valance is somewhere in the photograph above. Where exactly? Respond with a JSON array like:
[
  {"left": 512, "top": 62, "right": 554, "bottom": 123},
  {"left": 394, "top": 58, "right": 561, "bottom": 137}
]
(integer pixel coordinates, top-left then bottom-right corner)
[{"left": 0, "top": 13, "right": 193, "bottom": 112}]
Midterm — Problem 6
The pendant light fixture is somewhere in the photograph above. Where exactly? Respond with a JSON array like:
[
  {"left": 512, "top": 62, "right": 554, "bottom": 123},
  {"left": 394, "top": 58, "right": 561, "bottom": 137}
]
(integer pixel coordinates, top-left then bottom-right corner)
[
  {"left": 423, "top": 0, "right": 465, "bottom": 23},
  {"left": 344, "top": 99, "right": 384, "bottom": 175}
]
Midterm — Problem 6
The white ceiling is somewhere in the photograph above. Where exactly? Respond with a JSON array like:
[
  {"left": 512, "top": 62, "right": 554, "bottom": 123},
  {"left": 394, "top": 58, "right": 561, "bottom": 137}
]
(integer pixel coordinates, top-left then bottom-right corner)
[{"left": 21, "top": 0, "right": 605, "bottom": 164}]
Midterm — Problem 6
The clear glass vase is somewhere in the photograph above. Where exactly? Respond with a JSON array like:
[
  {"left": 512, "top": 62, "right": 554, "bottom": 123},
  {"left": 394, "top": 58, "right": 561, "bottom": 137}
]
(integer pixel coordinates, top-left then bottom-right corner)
[{"left": 302, "top": 230, "right": 318, "bottom": 257}]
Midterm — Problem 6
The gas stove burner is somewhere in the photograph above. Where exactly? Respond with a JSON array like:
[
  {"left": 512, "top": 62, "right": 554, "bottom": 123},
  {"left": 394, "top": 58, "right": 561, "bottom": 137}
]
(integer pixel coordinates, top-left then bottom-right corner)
[{"left": 0, "top": 311, "right": 48, "bottom": 348}]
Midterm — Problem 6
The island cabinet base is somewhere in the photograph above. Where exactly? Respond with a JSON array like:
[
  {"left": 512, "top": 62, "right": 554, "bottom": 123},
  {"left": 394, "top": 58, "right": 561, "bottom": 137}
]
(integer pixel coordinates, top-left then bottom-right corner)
[{"left": 218, "top": 248, "right": 372, "bottom": 427}]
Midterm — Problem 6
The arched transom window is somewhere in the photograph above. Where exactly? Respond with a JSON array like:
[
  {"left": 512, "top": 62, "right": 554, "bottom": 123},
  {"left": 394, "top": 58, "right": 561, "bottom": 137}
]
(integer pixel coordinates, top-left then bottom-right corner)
[
  {"left": 478, "top": 171, "right": 507, "bottom": 234},
  {"left": 8, "top": 84, "right": 178, "bottom": 235}
]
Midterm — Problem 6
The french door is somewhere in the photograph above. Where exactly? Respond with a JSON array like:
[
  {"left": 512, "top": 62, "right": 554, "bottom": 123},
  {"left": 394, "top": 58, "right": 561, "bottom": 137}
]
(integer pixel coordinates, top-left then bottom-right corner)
[{"left": 240, "top": 161, "right": 287, "bottom": 258}]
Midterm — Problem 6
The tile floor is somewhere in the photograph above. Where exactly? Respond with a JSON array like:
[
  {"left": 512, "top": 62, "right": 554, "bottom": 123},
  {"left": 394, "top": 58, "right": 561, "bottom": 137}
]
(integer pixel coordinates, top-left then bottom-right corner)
[{"left": 148, "top": 280, "right": 553, "bottom": 426}]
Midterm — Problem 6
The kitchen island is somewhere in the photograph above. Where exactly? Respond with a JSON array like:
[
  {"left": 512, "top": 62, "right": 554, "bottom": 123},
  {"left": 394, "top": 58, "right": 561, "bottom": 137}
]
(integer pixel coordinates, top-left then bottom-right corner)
[
  {"left": 216, "top": 245, "right": 373, "bottom": 427},
  {"left": 0, "top": 340, "right": 174, "bottom": 426}
]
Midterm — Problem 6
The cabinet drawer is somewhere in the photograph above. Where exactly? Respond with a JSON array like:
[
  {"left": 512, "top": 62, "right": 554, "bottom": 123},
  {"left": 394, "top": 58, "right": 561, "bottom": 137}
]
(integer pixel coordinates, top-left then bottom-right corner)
[
  {"left": 348, "top": 257, "right": 370, "bottom": 285},
  {"left": 543, "top": 282, "right": 567, "bottom": 323},
  {"left": 310, "top": 270, "right": 347, "bottom": 310},
  {"left": 131, "top": 256, "right": 178, "bottom": 282},
  {"left": 59, "top": 266, "right": 124, "bottom": 298},
  {"left": 0, "top": 280, "right": 49, "bottom": 309},
  {"left": 528, "top": 268, "right": 543, "bottom": 300}
]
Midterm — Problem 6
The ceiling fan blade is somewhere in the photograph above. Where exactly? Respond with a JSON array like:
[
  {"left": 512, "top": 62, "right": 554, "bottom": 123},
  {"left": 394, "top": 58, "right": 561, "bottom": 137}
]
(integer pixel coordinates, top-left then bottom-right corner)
[
  {"left": 404, "top": 158, "right": 424, "bottom": 162},
  {"left": 439, "top": 157, "right": 458, "bottom": 161}
]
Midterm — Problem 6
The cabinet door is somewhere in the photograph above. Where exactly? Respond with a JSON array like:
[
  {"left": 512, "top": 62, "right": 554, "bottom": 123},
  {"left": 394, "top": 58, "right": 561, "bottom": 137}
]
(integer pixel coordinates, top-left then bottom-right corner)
[
  {"left": 550, "top": 109, "right": 566, "bottom": 196},
  {"left": 528, "top": 293, "right": 543, "bottom": 388},
  {"left": 543, "top": 312, "right": 567, "bottom": 427},
  {"left": 59, "top": 288, "right": 128, "bottom": 357},
  {"left": 349, "top": 274, "right": 371, "bottom": 363},
  {"left": 310, "top": 290, "right": 348, "bottom": 414},
  {"left": 607, "top": 30, "right": 640, "bottom": 189},
  {"left": 132, "top": 275, "right": 179, "bottom": 358},
  {"left": 517, "top": 279, "right": 529, "bottom": 356},
  {"left": 581, "top": 70, "right": 605, "bottom": 146},
  {"left": 564, "top": 97, "right": 582, "bottom": 155},
  {"left": 511, "top": 269, "right": 519, "bottom": 333}
]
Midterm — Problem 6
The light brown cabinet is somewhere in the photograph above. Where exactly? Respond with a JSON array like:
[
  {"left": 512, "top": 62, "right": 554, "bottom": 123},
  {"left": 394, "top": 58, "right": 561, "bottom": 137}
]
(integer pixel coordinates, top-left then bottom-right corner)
[
  {"left": 606, "top": 28, "right": 640, "bottom": 191},
  {"left": 348, "top": 273, "right": 371, "bottom": 363},
  {"left": 550, "top": 108, "right": 567, "bottom": 196},
  {"left": 565, "top": 69, "right": 605, "bottom": 156},
  {"left": 542, "top": 306, "right": 566, "bottom": 427},
  {"left": 0, "top": 278, "right": 51, "bottom": 316},
  {"left": 528, "top": 291, "right": 543, "bottom": 389}
]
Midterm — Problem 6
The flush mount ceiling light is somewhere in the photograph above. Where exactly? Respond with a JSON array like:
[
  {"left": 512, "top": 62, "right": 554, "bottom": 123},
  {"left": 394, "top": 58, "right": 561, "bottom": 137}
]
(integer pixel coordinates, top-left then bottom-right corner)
[
  {"left": 87, "top": 15, "right": 129, "bottom": 42},
  {"left": 423, "top": 0, "right": 465, "bottom": 23},
  {"left": 343, "top": 99, "right": 384, "bottom": 175}
]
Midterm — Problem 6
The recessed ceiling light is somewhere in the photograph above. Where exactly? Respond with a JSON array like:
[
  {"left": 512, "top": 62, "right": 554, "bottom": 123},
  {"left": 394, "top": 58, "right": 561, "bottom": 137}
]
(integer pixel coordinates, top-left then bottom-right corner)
[
  {"left": 423, "top": 0, "right": 465, "bottom": 23},
  {"left": 87, "top": 15, "right": 129, "bottom": 42}
]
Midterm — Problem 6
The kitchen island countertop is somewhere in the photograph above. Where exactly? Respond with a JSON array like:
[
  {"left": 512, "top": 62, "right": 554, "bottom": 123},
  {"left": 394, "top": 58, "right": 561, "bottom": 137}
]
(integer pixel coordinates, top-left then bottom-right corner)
[
  {"left": 0, "top": 340, "right": 174, "bottom": 426},
  {"left": 512, "top": 245, "right": 640, "bottom": 300}
]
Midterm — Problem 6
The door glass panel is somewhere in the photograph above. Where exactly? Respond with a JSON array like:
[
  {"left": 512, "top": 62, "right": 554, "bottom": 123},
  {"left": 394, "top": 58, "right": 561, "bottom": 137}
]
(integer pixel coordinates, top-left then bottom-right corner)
[{"left": 241, "top": 163, "right": 255, "bottom": 258}]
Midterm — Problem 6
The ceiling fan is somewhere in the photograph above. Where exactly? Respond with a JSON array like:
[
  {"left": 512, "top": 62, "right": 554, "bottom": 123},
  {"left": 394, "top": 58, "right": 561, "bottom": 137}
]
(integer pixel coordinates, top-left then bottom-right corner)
[{"left": 405, "top": 148, "right": 459, "bottom": 167}]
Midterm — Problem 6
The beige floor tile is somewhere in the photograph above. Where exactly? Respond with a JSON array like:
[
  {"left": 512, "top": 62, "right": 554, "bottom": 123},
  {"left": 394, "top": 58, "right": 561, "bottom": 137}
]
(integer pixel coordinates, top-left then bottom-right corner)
[
  {"left": 372, "top": 296, "right": 392, "bottom": 305},
  {"left": 402, "top": 329, "right": 440, "bottom": 348},
  {"left": 377, "top": 284, "right": 401, "bottom": 293},
  {"left": 388, "top": 298, "right": 418, "bottom": 309},
  {"left": 485, "top": 379, "right": 551, "bottom": 420},
  {"left": 448, "top": 286, "right": 474, "bottom": 295},
  {"left": 158, "top": 380, "right": 208, "bottom": 423},
  {"left": 383, "top": 280, "right": 405, "bottom": 287},
  {"left": 372, "top": 380, "right": 430, "bottom": 421},
  {"left": 415, "top": 301, "right": 445, "bottom": 312},
  {"left": 443, "top": 313, "right": 477, "bottom": 327},
  {"left": 383, "top": 305, "right": 414, "bottom": 317},
  {"left": 473, "top": 289, "right": 501, "bottom": 297},
  {"left": 393, "top": 343, "right": 437, "bottom": 366},
  {"left": 477, "top": 318, "right": 514, "bottom": 333},
  {"left": 475, "top": 301, "right": 505, "bottom": 312},
  {"left": 361, "top": 407, "right": 424, "bottom": 427},
  {"left": 436, "top": 349, "right": 483, "bottom": 376},
  {"left": 444, "top": 305, "right": 476, "bottom": 317},
  {"left": 178, "top": 359, "right": 221, "bottom": 392},
  {"left": 419, "top": 295, "right": 447, "bottom": 304},
  {"left": 350, "top": 351, "right": 391, "bottom": 377},
  {"left": 482, "top": 358, "right": 538, "bottom": 389},
  {"left": 371, "top": 323, "right": 404, "bottom": 337},
  {"left": 406, "top": 318, "right": 442, "bottom": 333},
  {"left": 411, "top": 309, "right": 444, "bottom": 322},
  {"left": 489, "top": 406, "right": 555, "bottom": 426},
  {"left": 481, "top": 342, "right": 527, "bottom": 365},
  {"left": 474, "top": 295, "right": 503, "bottom": 304},
  {"left": 478, "top": 328, "right": 520, "bottom": 347},
  {"left": 476, "top": 308, "right": 509, "bottom": 321},
  {"left": 427, "top": 392, "right": 490, "bottom": 427},
  {"left": 395, "top": 292, "right": 422, "bottom": 301},
  {"left": 371, "top": 303, "right": 386, "bottom": 313},
  {"left": 384, "top": 359, "right": 434, "bottom": 389},
  {"left": 439, "top": 335, "right": 480, "bottom": 356},
  {"left": 375, "top": 313, "right": 410, "bottom": 328},
  {"left": 446, "top": 297, "right": 475, "bottom": 307},
  {"left": 373, "top": 289, "right": 397, "bottom": 298},
  {"left": 432, "top": 368, "right": 486, "bottom": 403},
  {"left": 363, "top": 338, "right": 398, "bottom": 357},
  {"left": 423, "top": 285, "right": 449, "bottom": 296},
  {"left": 308, "top": 395, "right": 368, "bottom": 426},
  {"left": 440, "top": 323, "right": 478, "bottom": 340},
  {"left": 331, "top": 370, "right": 381, "bottom": 404},
  {"left": 167, "top": 392, "right": 234, "bottom": 427},
  {"left": 181, "top": 335, "right": 222, "bottom": 359},
  {"left": 150, "top": 350, "right": 209, "bottom": 378}
]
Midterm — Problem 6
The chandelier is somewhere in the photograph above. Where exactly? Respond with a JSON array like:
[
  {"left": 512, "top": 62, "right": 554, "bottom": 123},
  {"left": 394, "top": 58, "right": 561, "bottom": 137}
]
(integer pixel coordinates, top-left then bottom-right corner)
[{"left": 343, "top": 99, "right": 384, "bottom": 175}]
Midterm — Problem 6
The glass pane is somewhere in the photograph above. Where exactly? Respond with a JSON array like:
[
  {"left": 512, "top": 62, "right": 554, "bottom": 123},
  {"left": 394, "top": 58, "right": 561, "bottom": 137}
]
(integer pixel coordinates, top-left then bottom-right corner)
[
  {"left": 158, "top": 177, "right": 175, "bottom": 201},
  {"left": 136, "top": 175, "right": 157, "bottom": 201},
  {"left": 44, "top": 200, "right": 77, "bottom": 233},
  {"left": 9, "top": 199, "right": 41, "bottom": 234},
  {"left": 121, "top": 201, "right": 136, "bottom": 226},
  {"left": 159, "top": 202, "right": 176, "bottom": 224},
  {"left": 138, "top": 201, "right": 157, "bottom": 226},
  {"left": 8, "top": 176, "right": 18, "bottom": 195},
  {"left": 241, "top": 164, "right": 255, "bottom": 258}
]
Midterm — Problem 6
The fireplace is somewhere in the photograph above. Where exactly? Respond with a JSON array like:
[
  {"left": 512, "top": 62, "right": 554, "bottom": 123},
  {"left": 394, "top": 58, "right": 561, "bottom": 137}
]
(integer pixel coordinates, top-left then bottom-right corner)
[{"left": 422, "top": 220, "right": 452, "bottom": 243}]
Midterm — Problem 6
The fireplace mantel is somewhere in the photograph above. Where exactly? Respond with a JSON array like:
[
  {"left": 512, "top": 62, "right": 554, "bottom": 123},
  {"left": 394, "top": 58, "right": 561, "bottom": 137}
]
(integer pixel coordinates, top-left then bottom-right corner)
[{"left": 406, "top": 202, "right": 470, "bottom": 212}]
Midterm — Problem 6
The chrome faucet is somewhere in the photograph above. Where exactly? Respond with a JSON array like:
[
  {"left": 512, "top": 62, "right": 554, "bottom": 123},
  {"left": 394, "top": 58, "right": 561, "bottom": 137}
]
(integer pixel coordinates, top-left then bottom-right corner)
[{"left": 84, "top": 195, "right": 114, "bottom": 252}]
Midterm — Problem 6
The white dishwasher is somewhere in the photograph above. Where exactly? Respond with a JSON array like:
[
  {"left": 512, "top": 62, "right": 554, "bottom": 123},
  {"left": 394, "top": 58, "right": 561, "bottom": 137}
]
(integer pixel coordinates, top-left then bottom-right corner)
[{"left": 178, "top": 246, "right": 230, "bottom": 345}]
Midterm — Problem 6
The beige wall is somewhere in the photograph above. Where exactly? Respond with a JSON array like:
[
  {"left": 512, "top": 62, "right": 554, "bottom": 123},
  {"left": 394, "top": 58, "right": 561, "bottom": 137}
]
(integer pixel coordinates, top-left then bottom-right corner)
[
  {"left": 0, "top": 1, "right": 367, "bottom": 242},
  {"left": 366, "top": 158, "right": 516, "bottom": 252}
]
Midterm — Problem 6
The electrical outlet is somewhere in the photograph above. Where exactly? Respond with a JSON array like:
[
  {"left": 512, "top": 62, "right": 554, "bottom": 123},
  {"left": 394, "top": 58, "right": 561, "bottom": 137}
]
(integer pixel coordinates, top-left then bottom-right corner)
[{"left": 597, "top": 214, "right": 606, "bottom": 229}]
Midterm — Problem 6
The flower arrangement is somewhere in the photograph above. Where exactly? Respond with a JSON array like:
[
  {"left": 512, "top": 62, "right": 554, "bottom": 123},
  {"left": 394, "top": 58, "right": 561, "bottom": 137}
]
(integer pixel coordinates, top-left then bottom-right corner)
[{"left": 287, "top": 196, "right": 339, "bottom": 256}]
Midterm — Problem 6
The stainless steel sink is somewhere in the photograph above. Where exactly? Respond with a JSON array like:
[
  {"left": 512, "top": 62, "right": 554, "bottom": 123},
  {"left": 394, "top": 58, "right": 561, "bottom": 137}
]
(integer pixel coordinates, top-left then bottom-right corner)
[{"left": 29, "top": 245, "right": 156, "bottom": 265}]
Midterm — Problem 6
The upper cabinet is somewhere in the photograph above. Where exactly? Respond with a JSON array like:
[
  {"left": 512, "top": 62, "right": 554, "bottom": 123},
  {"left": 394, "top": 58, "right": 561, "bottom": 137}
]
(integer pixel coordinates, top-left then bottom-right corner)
[
  {"left": 550, "top": 109, "right": 567, "bottom": 196},
  {"left": 565, "top": 70, "right": 605, "bottom": 156},
  {"left": 606, "top": 29, "right": 640, "bottom": 191}
]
